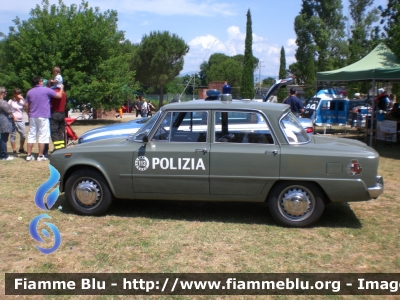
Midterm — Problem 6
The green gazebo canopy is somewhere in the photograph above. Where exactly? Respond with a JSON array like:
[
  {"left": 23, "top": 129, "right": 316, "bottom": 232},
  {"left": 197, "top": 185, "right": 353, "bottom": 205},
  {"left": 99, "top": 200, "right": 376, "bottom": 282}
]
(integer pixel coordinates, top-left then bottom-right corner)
[{"left": 317, "top": 43, "right": 400, "bottom": 82}]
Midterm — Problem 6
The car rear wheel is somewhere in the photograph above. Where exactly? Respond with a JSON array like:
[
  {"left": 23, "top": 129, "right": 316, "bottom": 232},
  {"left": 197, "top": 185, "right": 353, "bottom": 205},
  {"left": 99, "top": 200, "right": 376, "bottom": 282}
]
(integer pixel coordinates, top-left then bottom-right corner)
[
  {"left": 65, "top": 169, "right": 112, "bottom": 215},
  {"left": 267, "top": 181, "right": 325, "bottom": 227}
]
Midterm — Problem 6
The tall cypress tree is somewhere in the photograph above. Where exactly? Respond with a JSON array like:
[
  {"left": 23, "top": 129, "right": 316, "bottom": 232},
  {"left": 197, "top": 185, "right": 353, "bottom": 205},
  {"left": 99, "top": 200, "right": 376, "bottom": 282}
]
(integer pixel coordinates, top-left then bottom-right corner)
[
  {"left": 241, "top": 9, "right": 254, "bottom": 99},
  {"left": 305, "top": 47, "right": 316, "bottom": 98},
  {"left": 277, "top": 46, "right": 287, "bottom": 102}
]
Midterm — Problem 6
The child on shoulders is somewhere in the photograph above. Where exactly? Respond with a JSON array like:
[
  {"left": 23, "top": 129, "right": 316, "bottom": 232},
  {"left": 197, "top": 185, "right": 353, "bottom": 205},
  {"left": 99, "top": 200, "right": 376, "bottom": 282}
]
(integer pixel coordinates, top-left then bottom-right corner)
[{"left": 50, "top": 66, "right": 63, "bottom": 89}]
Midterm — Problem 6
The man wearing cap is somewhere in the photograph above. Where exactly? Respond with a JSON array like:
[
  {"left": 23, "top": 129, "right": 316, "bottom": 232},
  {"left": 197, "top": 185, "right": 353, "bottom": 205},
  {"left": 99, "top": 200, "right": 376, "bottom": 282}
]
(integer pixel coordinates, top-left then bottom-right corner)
[
  {"left": 283, "top": 88, "right": 304, "bottom": 117},
  {"left": 25, "top": 76, "right": 64, "bottom": 161},
  {"left": 374, "top": 88, "right": 389, "bottom": 111}
]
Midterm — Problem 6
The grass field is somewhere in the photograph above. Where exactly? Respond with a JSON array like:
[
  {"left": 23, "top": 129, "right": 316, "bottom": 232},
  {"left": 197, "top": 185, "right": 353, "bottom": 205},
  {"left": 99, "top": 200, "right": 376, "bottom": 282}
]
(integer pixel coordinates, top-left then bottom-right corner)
[{"left": 1, "top": 120, "right": 399, "bottom": 299}]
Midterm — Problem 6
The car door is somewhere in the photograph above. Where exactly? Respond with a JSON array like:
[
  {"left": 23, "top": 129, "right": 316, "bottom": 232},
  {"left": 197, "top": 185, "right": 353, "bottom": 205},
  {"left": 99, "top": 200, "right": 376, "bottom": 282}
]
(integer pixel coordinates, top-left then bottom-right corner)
[
  {"left": 132, "top": 110, "right": 210, "bottom": 195},
  {"left": 209, "top": 110, "right": 280, "bottom": 196}
]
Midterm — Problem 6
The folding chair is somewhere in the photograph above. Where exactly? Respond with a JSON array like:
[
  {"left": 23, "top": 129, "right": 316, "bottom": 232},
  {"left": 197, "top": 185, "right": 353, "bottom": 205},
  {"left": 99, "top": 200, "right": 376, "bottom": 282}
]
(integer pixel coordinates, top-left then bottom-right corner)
[{"left": 65, "top": 117, "right": 79, "bottom": 146}]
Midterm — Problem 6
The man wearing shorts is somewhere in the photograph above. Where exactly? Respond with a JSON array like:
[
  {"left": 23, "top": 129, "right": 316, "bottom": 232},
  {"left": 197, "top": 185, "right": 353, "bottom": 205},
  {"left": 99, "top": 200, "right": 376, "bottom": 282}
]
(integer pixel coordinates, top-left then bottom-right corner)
[{"left": 25, "top": 76, "right": 64, "bottom": 161}]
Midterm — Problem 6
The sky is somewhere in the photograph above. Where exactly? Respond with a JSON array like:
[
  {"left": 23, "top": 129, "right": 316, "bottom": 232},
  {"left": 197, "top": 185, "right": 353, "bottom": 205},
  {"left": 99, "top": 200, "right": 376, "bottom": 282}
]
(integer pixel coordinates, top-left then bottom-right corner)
[{"left": 0, "top": 0, "right": 388, "bottom": 79}]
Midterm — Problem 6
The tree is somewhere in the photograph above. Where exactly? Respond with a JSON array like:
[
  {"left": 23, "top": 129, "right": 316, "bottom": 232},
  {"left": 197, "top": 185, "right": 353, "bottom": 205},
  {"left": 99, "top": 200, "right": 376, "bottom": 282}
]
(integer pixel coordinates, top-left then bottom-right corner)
[
  {"left": 133, "top": 31, "right": 189, "bottom": 107},
  {"left": 294, "top": 0, "right": 348, "bottom": 79},
  {"left": 199, "top": 53, "right": 230, "bottom": 87},
  {"left": 277, "top": 47, "right": 287, "bottom": 102},
  {"left": 241, "top": 9, "right": 255, "bottom": 99},
  {"left": 380, "top": 1, "right": 400, "bottom": 100},
  {"left": 287, "top": 62, "right": 302, "bottom": 85},
  {"left": 199, "top": 53, "right": 259, "bottom": 97},
  {"left": 348, "top": 0, "right": 380, "bottom": 64},
  {"left": 208, "top": 58, "right": 242, "bottom": 97},
  {"left": 379, "top": 0, "right": 400, "bottom": 58},
  {"left": 262, "top": 77, "right": 275, "bottom": 87},
  {"left": 277, "top": 46, "right": 287, "bottom": 103},
  {"left": 120, "top": 40, "right": 139, "bottom": 72},
  {"left": 0, "top": 0, "right": 137, "bottom": 110},
  {"left": 304, "top": 47, "right": 316, "bottom": 98}
]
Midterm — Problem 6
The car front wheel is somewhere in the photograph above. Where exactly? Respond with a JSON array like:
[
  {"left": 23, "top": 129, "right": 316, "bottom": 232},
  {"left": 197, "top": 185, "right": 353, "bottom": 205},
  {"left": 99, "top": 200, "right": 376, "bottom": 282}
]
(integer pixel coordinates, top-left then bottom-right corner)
[
  {"left": 267, "top": 181, "right": 325, "bottom": 227},
  {"left": 65, "top": 169, "right": 112, "bottom": 215}
]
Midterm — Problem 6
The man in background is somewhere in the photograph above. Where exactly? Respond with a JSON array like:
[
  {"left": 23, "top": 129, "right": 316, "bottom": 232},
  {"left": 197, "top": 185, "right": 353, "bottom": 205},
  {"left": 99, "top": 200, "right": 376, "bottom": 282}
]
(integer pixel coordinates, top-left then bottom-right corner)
[
  {"left": 48, "top": 80, "right": 67, "bottom": 151},
  {"left": 283, "top": 88, "right": 304, "bottom": 117},
  {"left": 25, "top": 76, "right": 63, "bottom": 161},
  {"left": 374, "top": 88, "right": 389, "bottom": 111},
  {"left": 134, "top": 96, "right": 142, "bottom": 118}
]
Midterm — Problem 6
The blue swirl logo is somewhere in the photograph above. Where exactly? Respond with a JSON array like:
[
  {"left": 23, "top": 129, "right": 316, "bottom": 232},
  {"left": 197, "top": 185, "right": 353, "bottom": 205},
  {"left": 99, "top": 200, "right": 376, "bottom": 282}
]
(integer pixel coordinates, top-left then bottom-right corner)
[
  {"left": 29, "top": 165, "right": 62, "bottom": 254},
  {"left": 29, "top": 214, "right": 62, "bottom": 254},
  {"left": 35, "top": 164, "right": 60, "bottom": 210}
]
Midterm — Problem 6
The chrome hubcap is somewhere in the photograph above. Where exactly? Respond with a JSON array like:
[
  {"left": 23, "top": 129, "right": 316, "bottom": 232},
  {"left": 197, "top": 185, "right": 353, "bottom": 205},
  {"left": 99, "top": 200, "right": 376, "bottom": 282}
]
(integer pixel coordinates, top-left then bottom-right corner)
[
  {"left": 75, "top": 180, "right": 101, "bottom": 206},
  {"left": 279, "top": 187, "right": 314, "bottom": 221}
]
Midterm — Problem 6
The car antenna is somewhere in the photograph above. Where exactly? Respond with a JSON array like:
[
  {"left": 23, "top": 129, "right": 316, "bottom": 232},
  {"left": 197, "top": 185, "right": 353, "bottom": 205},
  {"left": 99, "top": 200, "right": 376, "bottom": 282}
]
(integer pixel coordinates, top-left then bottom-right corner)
[{"left": 179, "top": 39, "right": 217, "bottom": 101}]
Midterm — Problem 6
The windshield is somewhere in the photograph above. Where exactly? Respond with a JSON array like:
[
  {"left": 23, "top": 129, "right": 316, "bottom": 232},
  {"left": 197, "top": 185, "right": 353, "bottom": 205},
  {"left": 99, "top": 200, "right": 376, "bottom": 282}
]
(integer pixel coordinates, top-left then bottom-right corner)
[
  {"left": 129, "top": 111, "right": 161, "bottom": 141},
  {"left": 280, "top": 112, "right": 311, "bottom": 144}
]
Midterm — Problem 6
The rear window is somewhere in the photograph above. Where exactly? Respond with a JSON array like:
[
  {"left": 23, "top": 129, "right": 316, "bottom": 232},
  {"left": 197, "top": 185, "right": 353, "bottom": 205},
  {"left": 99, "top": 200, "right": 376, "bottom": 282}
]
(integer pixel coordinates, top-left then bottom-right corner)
[{"left": 280, "top": 112, "right": 311, "bottom": 144}]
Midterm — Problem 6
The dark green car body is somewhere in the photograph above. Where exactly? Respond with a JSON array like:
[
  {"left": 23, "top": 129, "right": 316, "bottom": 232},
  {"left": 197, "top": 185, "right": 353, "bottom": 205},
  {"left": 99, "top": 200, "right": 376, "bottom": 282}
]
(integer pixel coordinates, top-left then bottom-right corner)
[{"left": 50, "top": 100, "right": 383, "bottom": 227}]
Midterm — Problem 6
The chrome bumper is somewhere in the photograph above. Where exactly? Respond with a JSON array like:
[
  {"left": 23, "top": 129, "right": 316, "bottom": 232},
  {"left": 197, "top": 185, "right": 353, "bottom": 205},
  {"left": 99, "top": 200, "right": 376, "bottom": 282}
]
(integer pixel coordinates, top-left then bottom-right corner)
[{"left": 368, "top": 176, "right": 384, "bottom": 199}]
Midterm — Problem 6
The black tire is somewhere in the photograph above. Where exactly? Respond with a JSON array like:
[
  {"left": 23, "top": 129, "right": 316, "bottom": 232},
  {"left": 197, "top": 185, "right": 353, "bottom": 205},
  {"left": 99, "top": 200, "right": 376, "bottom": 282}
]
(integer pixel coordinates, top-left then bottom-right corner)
[
  {"left": 65, "top": 168, "right": 112, "bottom": 215},
  {"left": 267, "top": 181, "right": 325, "bottom": 227}
]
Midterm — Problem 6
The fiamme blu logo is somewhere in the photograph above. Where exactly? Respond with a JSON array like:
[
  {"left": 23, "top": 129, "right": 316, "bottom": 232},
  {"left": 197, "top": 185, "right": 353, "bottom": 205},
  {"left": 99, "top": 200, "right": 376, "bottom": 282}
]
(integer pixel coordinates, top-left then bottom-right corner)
[{"left": 28, "top": 165, "right": 62, "bottom": 254}]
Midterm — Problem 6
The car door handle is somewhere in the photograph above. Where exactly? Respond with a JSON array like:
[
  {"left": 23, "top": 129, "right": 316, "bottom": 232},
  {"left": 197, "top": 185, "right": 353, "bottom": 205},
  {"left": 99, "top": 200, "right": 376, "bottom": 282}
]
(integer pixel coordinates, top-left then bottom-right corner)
[
  {"left": 195, "top": 148, "right": 208, "bottom": 153},
  {"left": 265, "top": 150, "right": 279, "bottom": 156}
]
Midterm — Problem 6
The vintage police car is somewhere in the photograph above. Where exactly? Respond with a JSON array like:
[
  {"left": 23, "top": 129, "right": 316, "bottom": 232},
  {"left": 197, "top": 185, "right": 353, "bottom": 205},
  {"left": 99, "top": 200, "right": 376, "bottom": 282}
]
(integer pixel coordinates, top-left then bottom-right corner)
[
  {"left": 50, "top": 98, "right": 383, "bottom": 227},
  {"left": 77, "top": 79, "right": 312, "bottom": 144}
]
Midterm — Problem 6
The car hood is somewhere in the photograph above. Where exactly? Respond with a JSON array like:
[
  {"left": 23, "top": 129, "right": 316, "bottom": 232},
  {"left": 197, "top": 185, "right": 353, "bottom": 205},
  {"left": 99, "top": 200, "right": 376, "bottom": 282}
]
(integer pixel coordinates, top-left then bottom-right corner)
[
  {"left": 82, "top": 118, "right": 147, "bottom": 135},
  {"left": 79, "top": 118, "right": 149, "bottom": 143},
  {"left": 73, "top": 136, "right": 134, "bottom": 148}
]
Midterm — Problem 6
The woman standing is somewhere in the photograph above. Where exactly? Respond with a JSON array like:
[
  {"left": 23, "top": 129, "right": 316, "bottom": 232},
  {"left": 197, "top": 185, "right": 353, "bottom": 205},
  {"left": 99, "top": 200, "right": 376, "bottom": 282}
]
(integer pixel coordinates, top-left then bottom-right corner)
[
  {"left": 147, "top": 100, "right": 155, "bottom": 117},
  {"left": 0, "top": 87, "right": 15, "bottom": 161},
  {"left": 8, "top": 88, "right": 27, "bottom": 154}
]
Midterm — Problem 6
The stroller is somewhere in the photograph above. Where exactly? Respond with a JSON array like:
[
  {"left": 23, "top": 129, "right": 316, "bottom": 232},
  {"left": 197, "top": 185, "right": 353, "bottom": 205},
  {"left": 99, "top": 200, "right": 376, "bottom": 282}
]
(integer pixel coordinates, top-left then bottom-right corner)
[{"left": 65, "top": 117, "right": 79, "bottom": 146}]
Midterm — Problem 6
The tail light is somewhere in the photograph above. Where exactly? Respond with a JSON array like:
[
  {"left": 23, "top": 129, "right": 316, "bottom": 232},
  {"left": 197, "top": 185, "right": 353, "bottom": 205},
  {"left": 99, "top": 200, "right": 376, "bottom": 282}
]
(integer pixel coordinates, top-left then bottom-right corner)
[{"left": 305, "top": 127, "right": 313, "bottom": 134}]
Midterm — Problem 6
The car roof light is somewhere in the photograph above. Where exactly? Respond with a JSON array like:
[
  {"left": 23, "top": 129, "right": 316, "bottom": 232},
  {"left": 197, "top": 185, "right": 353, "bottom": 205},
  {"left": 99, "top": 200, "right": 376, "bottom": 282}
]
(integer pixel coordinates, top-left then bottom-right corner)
[{"left": 206, "top": 89, "right": 220, "bottom": 97}]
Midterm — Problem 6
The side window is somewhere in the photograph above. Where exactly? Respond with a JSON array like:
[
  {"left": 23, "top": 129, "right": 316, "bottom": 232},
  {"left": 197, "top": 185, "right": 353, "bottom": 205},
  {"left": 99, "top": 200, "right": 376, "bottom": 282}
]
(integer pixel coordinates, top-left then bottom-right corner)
[
  {"left": 214, "top": 111, "right": 273, "bottom": 144},
  {"left": 152, "top": 111, "right": 208, "bottom": 142},
  {"left": 152, "top": 112, "right": 172, "bottom": 141},
  {"left": 321, "top": 101, "right": 330, "bottom": 110}
]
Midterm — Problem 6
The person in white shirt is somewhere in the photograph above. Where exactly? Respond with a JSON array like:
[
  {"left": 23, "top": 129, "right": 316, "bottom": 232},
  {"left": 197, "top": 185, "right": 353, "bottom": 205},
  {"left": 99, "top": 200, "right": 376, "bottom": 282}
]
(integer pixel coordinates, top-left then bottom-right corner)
[
  {"left": 8, "top": 88, "right": 27, "bottom": 154},
  {"left": 141, "top": 98, "right": 148, "bottom": 118}
]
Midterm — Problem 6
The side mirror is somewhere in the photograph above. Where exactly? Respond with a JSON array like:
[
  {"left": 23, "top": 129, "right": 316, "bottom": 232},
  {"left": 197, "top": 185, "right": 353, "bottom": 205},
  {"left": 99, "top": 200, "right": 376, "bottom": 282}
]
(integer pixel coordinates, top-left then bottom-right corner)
[{"left": 142, "top": 136, "right": 149, "bottom": 143}]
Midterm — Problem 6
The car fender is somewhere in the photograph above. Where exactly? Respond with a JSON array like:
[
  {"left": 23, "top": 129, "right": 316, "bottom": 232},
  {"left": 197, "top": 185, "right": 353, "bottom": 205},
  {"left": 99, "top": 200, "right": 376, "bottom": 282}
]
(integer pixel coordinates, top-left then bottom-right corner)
[{"left": 60, "top": 156, "right": 134, "bottom": 198}]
